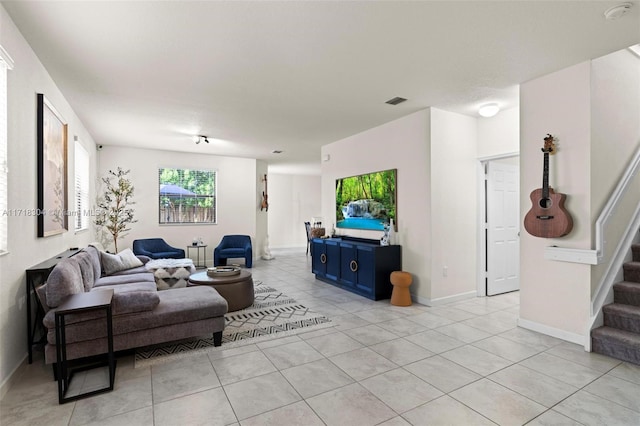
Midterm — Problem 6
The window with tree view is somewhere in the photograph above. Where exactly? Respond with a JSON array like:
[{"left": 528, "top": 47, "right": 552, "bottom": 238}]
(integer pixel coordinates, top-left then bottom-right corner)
[{"left": 159, "top": 168, "right": 217, "bottom": 224}]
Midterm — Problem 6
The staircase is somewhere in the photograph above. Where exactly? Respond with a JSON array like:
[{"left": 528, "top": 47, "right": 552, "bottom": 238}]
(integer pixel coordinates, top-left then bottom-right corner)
[{"left": 591, "top": 244, "right": 640, "bottom": 364}]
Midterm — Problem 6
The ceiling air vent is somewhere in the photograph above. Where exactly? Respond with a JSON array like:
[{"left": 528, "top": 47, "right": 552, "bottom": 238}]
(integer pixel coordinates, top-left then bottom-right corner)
[
  {"left": 385, "top": 97, "right": 407, "bottom": 106},
  {"left": 272, "top": 150, "right": 283, "bottom": 154}
]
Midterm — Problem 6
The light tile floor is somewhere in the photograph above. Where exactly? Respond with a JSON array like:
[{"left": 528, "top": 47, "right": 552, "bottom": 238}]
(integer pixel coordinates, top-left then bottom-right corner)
[{"left": 2, "top": 248, "right": 640, "bottom": 425}]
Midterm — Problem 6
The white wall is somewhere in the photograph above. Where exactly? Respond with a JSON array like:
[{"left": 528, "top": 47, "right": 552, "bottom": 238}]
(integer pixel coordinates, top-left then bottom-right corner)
[
  {"left": 591, "top": 48, "right": 640, "bottom": 214},
  {"left": 97, "top": 146, "right": 260, "bottom": 266},
  {"left": 429, "top": 108, "right": 478, "bottom": 301},
  {"left": 267, "top": 173, "right": 321, "bottom": 249},
  {"left": 321, "top": 108, "right": 478, "bottom": 305},
  {"left": 477, "top": 107, "right": 520, "bottom": 158},
  {"left": 590, "top": 48, "right": 640, "bottom": 292},
  {"left": 322, "top": 110, "right": 432, "bottom": 299},
  {"left": 519, "top": 47, "right": 640, "bottom": 344},
  {"left": 0, "top": 6, "right": 98, "bottom": 395},
  {"left": 519, "top": 62, "right": 593, "bottom": 342}
]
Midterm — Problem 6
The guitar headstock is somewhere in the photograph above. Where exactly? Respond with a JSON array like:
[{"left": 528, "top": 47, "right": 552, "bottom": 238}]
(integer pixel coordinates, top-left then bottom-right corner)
[{"left": 542, "top": 133, "right": 557, "bottom": 155}]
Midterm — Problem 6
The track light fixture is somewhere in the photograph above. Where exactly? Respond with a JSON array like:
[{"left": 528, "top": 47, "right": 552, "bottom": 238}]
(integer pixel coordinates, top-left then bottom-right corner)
[{"left": 194, "top": 135, "right": 209, "bottom": 144}]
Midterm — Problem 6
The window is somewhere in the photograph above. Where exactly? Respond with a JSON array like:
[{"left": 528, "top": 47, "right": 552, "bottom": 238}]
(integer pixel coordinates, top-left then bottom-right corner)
[
  {"left": 0, "top": 46, "right": 13, "bottom": 254},
  {"left": 159, "top": 168, "right": 217, "bottom": 224},
  {"left": 74, "top": 140, "right": 89, "bottom": 231}
]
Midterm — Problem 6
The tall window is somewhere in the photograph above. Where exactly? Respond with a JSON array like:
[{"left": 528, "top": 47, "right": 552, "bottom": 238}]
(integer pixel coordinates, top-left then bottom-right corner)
[
  {"left": 0, "top": 46, "right": 14, "bottom": 254},
  {"left": 159, "top": 168, "right": 217, "bottom": 224},
  {"left": 74, "top": 140, "right": 89, "bottom": 231}
]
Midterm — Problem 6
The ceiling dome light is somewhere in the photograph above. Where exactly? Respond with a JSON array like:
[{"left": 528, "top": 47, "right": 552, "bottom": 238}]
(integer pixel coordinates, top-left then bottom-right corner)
[
  {"left": 478, "top": 103, "right": 500, "bottom": 118},
  {"left": 604, "top": 3, "right": 632, "bottom": 20}
]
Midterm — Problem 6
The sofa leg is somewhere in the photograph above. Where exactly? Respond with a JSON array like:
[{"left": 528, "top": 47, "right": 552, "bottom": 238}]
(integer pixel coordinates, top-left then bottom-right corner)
[{"left": 213, "top": 331, "right": 222, "bottom": 347}]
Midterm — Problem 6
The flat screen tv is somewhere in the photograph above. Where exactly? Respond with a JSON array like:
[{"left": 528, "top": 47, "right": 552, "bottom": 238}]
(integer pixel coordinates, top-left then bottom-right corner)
[{"left": 335, "top": 168, "right": 396, "bottom": 231}]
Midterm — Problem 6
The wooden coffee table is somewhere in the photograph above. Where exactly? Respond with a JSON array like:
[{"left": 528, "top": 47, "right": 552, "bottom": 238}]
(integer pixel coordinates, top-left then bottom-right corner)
[{"left": 188, "top": 270, "right": 254, "bottom": 312}]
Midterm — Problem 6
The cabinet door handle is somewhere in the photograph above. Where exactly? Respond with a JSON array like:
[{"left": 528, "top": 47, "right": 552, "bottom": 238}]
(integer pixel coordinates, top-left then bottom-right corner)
[
  {"left": 350, "top": 260, "right": 358, "bottom": 272},
  {"left": 320, "top": 253, "right": 327, "bottom": 264}
]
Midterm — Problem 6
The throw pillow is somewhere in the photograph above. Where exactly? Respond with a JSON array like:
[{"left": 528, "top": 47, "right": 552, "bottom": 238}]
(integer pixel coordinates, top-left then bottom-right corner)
[
  {"left": 36, "top": 283, "right": 50, "bottom": 313},
  {"left": 75, "top": 251, "right": 96, "bottom": 291},
  {"left": 100, "top": 248, "right": 144, "bottom": 275},
  {"left": 111, "top": 290, "right": 160, "bottom": 315},
  {"left": 45, "top": 259, "right": 84, "bottom": 307},
  {"left": 119, "top": 248, "right": 144, "bottom": 269}
]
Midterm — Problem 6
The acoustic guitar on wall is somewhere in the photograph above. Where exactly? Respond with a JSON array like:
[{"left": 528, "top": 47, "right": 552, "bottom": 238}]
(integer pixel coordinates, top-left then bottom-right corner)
[
  {"left": 524, "top": 134, "right": 573, "bottom": 238},
  {"left": 260, "top": 174, "right": 269, "bottom": 211}
]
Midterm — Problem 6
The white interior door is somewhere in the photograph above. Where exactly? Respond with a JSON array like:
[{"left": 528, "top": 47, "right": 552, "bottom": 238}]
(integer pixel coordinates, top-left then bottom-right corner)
[{"left": 486, "top": 161, "right": 520, "bottom": 295}]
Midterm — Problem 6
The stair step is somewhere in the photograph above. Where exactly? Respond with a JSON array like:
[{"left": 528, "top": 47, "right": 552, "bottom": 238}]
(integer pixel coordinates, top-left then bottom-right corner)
[
  {"left": 591, "top": 326, "right": 640, "bottom": 365},
  {"left": 623, "top": 261, "right": 640, "bottom": 283},
  {"left": 632, "top": 244, "right": 640, "bottom": 262},
  {"left": 614, "top": 281, "right": 640, "bottom": 307},
  {"left": 603, "top": 303, "right": 640, "bottom": 333}
]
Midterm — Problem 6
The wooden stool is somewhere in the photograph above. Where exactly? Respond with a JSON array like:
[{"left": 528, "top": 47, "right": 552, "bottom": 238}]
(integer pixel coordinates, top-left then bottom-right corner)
[{"left": 390, "top": 271, "right": 413, "bottom": 306}]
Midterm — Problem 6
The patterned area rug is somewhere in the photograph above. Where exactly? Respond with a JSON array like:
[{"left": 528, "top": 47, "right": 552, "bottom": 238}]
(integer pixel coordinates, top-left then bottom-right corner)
[{"left": 134, "top": 281, "right": 332, "bottom": 367}]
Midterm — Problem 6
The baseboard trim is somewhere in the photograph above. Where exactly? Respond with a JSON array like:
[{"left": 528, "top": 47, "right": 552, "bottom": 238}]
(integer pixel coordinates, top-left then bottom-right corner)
[
  {"left": 413, "top": 290, "right": 477, "bottom": 307},
  {"left": 0, "top": 354, "right": 27, "bottom": 400},
  {"left": 517, "top": 318, "right": 585, "bottom": 346}
]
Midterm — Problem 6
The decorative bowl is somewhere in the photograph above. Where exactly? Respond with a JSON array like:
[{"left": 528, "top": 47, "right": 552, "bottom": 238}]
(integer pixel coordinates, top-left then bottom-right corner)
[{"left": 207, "top": 266, "right": 241, "bottom": 277}]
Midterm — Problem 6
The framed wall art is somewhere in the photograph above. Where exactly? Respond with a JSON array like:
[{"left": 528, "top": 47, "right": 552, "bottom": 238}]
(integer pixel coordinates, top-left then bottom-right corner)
[
  {"left": 37, "top": 93, "right": 68, "bottom": 237},
  {"left": 335, "top": 168, "right": 397, "bottom": 231}
]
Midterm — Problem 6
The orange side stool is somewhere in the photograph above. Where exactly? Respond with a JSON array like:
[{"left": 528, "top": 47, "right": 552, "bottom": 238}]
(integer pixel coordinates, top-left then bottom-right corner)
[{"left": 390, "top": 271, "right": 413, "bottom": 306}]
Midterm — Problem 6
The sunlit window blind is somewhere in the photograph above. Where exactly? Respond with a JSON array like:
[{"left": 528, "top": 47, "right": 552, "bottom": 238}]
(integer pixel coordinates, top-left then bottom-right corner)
[
  {"left": 0, "top": 46, "right": 14, "bottom": 254},
  {"left": 74, "top": 141, "right": 89, "bottom": 231},
  {"left": 158, "top": 167, "right": 217, "bottom": 224}
]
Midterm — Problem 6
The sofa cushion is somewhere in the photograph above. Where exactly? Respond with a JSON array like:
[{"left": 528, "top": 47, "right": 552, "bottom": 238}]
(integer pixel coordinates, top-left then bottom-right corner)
[
  {"left": 136, "top": 255, "right": 151, "bottom": 265},
  {"left": 100, "top": 249, "right": 144, "bottom": 275},
  {"left": 45, "top": 286, "right": 227, "bottom": 345},
  {"left": 74, "top": 251, "right": 96, "bottom": 291},
  {"left": 147, "top": 251, "right": 185, "bottom": 259},
  {"left": 43, "top": 282, "right": 158, "bottom": 328},
  {"left": 94, "top": 281, "right": 157, "bottom": 293},
  {"left": 43, "top": 283, "right": 158, "bottom": 330},
  {"left": 85, "top": 245, "right": 103, "bottom": 279},
  {"left": 94, "top": 272, "right": 155, "bottom": 288},
  {"left": 110, "top": 264, "right": 149, "bottom": 276},
  {"left": 219, "top": 248, "right": 246, "bottom": 256},
  {"left": 36, "top": 283, "right": 50, "bottom": 314},
  {"left": 45, "top": 258, "right": 84, "bottom": 307},
  {"left": 110, "top": 289, "right": 159, "bottom": 315}
]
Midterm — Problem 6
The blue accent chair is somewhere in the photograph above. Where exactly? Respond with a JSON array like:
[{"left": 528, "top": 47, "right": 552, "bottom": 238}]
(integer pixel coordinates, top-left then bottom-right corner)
[
  {"left": 133, "top": 238, "right": 185, "bottom": 259},
  {"left": 214, "top": 235, "right": 253, "bottom": 268}
]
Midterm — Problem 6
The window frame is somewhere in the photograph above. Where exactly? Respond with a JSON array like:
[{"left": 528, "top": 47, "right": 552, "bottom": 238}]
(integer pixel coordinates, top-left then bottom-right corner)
[
  {"left": 0, "top": 45, "right": 14, "bottom": 255},
  {"left": 74, "top": 140, "right": 90, "bottom": 232},
  {"left": 158, "top": 167, "right": 217, "bottom": 225}
]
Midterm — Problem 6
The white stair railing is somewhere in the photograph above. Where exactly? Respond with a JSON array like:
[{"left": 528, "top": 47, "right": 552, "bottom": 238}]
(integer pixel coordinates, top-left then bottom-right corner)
[
  {"left": 595, "top": 145, "right": 640, "bottom": 262},
  {"left": 544, "top": 144, "right": 640, "bottom": 265},
  {"left": 584, "top": 144, "right": 640, "bottom": 350}
]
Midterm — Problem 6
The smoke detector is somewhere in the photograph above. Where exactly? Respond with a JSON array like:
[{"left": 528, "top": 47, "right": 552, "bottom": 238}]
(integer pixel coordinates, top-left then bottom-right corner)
[{"left": 604, "top": 3, "right": 633, "bottom": 20}]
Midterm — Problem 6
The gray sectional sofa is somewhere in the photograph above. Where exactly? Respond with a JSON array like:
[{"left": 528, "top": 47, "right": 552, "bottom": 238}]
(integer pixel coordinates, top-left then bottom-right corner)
[{"left": 37, "top": 245, "right": 227, "bottom": 364}]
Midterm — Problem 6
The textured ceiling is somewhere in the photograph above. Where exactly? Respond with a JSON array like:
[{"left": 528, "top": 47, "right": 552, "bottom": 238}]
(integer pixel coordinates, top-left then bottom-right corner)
[{"left": 3, "top": 1, "right": 639, "bottom": 174}]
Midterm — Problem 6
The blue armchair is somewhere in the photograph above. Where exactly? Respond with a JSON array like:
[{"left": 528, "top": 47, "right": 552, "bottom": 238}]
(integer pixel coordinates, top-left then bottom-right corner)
[
  {"left": 133, "top": 238, "right": 185, "bottom": 259},
  {"left": 214, "top": 235, "right": 252, "bottom": 268}
]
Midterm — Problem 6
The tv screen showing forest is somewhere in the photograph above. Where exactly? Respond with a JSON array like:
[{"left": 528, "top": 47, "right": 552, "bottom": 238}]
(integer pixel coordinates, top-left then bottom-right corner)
[{"left": 335, "top": 169, "right": 396, "bottom": 231}]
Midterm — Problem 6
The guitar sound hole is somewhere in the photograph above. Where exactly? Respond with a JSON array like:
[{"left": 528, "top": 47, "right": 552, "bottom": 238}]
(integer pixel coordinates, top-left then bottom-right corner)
[{"left": 538, "top": 198, "right": 552, "bottom": 209}]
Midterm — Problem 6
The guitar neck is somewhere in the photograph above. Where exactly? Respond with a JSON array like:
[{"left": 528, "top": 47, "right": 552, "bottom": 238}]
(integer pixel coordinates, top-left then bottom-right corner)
[{"left": 542, "top": 151, "right": 550, "bottom": 199}]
